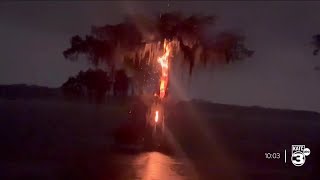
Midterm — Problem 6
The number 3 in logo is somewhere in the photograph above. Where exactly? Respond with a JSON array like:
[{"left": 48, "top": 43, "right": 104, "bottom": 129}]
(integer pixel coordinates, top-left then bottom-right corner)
[{"left": 291, "top": 152, "right": 306, "bottom": 167}]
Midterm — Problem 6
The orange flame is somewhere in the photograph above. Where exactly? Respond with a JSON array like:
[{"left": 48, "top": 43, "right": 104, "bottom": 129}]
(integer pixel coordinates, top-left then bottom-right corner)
[
  {"left": 153, "top": 40, "right": 175, "bottom": 126},
  {"left": 157, "top": 39, "right": 173, "bottom": 99}
]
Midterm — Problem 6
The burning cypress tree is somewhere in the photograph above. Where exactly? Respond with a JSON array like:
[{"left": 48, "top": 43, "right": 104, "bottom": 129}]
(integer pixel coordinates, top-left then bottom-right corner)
[{"left": 63, "top": 12, "right": 254, "bottom": 96}]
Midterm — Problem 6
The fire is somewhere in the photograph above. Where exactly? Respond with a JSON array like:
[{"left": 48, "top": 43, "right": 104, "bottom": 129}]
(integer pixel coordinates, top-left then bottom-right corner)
[
  {"left": 152, "top": 39, "right": 176, "bottom": 126},
  {"left": 157, "top": 39, "right": 173, "bottom": 99},
  {"left": 155, "top": 110, "right": 159, "bottom": 123}
]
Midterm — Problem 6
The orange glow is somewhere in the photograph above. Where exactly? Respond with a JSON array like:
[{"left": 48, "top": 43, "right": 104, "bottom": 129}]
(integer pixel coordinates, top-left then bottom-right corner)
[
  {"left": 157, "top": 39, "right": 173, "bottom": 99},
  {"left": 155, "top": 110, "right": 159, "bottom": 123}
]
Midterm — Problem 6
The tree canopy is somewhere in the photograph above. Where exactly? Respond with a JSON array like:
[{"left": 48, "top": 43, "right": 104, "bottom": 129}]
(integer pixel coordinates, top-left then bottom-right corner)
[
  {"left": 62, "top": 69, "right": 113, "bottom": 102},
  {"left": 63, "top": 12, "right": 254, "bottom": 94}
]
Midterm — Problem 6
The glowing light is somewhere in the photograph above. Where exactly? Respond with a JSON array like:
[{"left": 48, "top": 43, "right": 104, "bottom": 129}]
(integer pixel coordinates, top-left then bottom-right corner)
[
  {"left": 157, "top": 39, "right": 173, "bottom": 99},
  {"left": 155, "top": 110, "right": 159, "bottom": 123}
]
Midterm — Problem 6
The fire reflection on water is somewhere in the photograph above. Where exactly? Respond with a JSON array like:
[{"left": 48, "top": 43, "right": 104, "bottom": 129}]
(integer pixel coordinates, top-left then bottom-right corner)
[{"left": 132, "top": 152, "right": 193, "bottom": 180}]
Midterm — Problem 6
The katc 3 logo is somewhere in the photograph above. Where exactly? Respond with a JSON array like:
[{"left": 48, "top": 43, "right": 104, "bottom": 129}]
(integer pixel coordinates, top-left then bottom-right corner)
[{"left": 291, "top": 145, "right": 311, "bottom": 167}]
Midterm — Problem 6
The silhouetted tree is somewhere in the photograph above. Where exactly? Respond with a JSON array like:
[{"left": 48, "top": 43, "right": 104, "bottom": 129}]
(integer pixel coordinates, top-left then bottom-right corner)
[
  {"left": 63, "top": 12, "right": 254, "bottom": 94},
  {"left": 61, "top": 76, "right": 84, "bottom": 100},
  {"left": 113, "top": 69, "right": 129, "bottom": 96},
  {"left": 61, "top": 69, "right": 112, "bottom": 103},
  {"left": 88, "top": 69, "right": 112, "bottom": 103}
]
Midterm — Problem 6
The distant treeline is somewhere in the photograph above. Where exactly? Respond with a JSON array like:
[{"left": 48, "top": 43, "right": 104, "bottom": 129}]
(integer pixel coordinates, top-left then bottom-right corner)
[{"left": 0, "top": 84, "right": 61, "bottom": 100}]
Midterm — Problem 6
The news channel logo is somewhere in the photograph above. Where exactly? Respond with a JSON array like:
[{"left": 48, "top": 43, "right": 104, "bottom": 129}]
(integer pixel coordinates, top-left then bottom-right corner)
[{"left": 291, "top": 145, "right": 311, "bottom": 167}]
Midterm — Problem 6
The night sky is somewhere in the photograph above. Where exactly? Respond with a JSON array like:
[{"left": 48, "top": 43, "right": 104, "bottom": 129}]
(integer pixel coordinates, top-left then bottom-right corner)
[{"left": 1, "top": 1, "right": 320, "bottom": 112}]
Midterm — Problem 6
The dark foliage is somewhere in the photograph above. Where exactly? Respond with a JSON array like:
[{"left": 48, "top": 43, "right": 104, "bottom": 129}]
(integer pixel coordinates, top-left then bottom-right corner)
[
  {"left": 312, "top": 34, "right": 320, "bottom": 56},
  {"left": 113, "top": 69, "right": 129, "bottom": 96},
  {"left": 61, "top": 77, "right": 84, "bottom": 99},
  {"left": 61, "top": 69, "right": 112, "bottom": 103}
]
